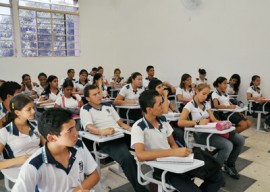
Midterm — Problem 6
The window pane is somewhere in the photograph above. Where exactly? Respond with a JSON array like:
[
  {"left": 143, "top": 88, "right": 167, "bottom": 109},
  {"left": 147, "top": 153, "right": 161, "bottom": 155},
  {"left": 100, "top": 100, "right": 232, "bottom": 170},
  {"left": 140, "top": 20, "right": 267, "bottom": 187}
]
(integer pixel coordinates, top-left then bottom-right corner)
[
  {"left": 20, "top": 17, "right": 36, "bottom": 25},
  {"left": 54, "top": 36, "right": 65, "bottom": 41},
  {"left": 20, "top": 26, "right": 37, "bottom": 33},
  {"left": 19, "top": 1, "right": 50, "bottom": 9},
  {"left": 0, "top": 0, "right": 10, "bottom": 4},
  {"left": 0, "top": 48, "right": 14, "bottom": 57},
  {"left": 21, "top": 34, "right": 36, "bottom": 41},
  {"left": 0, "top": 41, "right": 13, "bottom": 49},
  {"left": 22, "top": 49, "right": 38, "bottom": 56},
  {"left": 54, "top": 50, "right": 67, "bottom": 56},
  {"left": 21, "top": 41, "right": 37, "bottom": 49},
  {"left": 37, "top": 35, "right": 51, "bottom": 41},
  {"left": 0, "top": 7, "right": 11, "bottom": 15},
  {"left": 19, "top": 10, "right": 36, "bottom": 17},
  {"left": 38, "top": 50, "right": 52, "bottom": 56}
]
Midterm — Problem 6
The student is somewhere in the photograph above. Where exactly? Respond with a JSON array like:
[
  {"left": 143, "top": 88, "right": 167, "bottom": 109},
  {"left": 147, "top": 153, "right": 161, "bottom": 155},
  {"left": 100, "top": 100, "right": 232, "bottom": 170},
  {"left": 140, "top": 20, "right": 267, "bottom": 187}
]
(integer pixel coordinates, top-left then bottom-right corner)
[
  {"left": 212, "top": 77, "right": 251, "bottom": 133},
  {"left": 74, "top": 69, "right": 90, "bottom": 95},
  {"left": 148, "top": 79, "right": 176, "bottom": 114},
  {"left": 80, "top": 85, "right": 148, "bottom": 192},
  {"left": 0, "top": 81, "right": 21, "bottom": 128},
  {"left": 178, "top": 84, "right": 245, "bottom": 179},
  {"left": 0, "top": 94, "right": 43, "bottom": 169},
  {"left": 131, "top": 90, "right": 224, "bottom": 192},
  {"left": 110, "top": 68, "right": 125, "bottom": 89},
  {"left": 32, "top": 72, "right": 47, "bottom": 98},
  {"left": 93, "top": 73, "right": 109, "bottom": 98},
  {"left": 12, "top": 108, "right": 99, "bottom": 192},
  {"left": 176, "top": 73, "right": 195, "bottom": 112},
  {"left": 97, "top": 66, "right": 109, "bottom": 85},
  {"left": 226, "top": 74, "right": 241, "bottom": 95},
  {"left": 21, "top": 74, "right": 37, "bottom": 96},
  {"left": 59, "top": 69, "right": 76, "bottom": 88},
  {"left": 38, "top": 75, "right": 61, "bottom": 105},
  {"left": 114, "top": 72, "right": 144, "bottom": 121},
  {"left": 195, "top": 68, "right": 209, "bottom": 86},
  {"left": 88, "top": 67, "right": 97, "bottom": 85}
]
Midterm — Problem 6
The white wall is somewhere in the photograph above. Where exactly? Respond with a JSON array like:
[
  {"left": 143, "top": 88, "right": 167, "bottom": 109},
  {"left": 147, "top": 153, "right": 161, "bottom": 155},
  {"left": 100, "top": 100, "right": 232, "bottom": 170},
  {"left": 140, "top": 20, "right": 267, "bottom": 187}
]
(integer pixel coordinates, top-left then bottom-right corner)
[{"left": 1, "top": 0, "right": 270, "bottom": 102}]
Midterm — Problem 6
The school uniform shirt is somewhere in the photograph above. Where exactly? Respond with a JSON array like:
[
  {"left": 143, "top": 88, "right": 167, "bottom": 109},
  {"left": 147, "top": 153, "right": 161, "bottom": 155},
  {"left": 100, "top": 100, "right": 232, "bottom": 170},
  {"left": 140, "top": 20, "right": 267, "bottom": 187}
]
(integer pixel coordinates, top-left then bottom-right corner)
[
  {"left": 0, "top": 120, "right": 40, "bottom": 159},
  {"left": 118, "top": 84, "right": 145, "bottom": 101},
  {"left": 80, "top": 103, "right": 120, "bottom": 130},
  {"left": 212, "top": 90, "right": 230, "bottom": 106},
  {"left": 195, "top": 78, "right": 208, "bottom": 85},
  {"left": 247, "top": 86, "right": 262, "bottom": 98},
  {"left": 41, "top": 89, "right": 62, "bottom": 102},
  {"left": 88, "top": 75, "right": 94, "bottom": 85},
  {"left": 55, "top": 94, "right": 82, "bottom": 109},
  {"left": 226, "top": 83, "right": 235, "bottom": 95},
  {"left": 110, "top": 77, "right": 125, "bottom": 84},
  {"left": 32, "top": 85, "right": 45, "bottom": 97},
  {"left": 23, "top": 83, "right": 34, "bottom": 96},
  {"left": 0, "top": 102, "right": 8, "bottom": 120},
  {"left": 74, "top": 80, "right": 90, "bottom": 93},
  {"left": 131, "top": 116, "right": 173, "bottom": 151},
  {"left": 176, "top": 87, "right": 195, "bottom": 100},
  {"left": 143, "top": 77, "right": 158, "bottom": 89},
  {"left": 12, "top": 140, "right": 97, "bottom": 192},
  {"left": 59, "top": 78, "right": 76, "bottom": 87},
  {"left": 184, "top": 100, "right": 211, "bottom": 121}
]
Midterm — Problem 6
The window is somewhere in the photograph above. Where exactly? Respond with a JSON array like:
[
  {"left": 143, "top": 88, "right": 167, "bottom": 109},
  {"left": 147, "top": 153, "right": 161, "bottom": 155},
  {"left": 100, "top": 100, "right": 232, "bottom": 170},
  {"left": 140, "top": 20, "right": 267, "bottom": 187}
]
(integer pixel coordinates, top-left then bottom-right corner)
[
  {"left": 0, "top": 0, "right": 15, "bottom": 57},
  {"left": 19, "top": 0, "right": 79, "bottom": 57}
]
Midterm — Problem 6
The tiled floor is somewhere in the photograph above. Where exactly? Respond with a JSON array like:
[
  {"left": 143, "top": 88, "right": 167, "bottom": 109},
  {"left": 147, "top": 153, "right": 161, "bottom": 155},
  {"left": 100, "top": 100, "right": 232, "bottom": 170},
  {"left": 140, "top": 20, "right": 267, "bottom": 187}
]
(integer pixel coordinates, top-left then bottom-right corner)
[{"left": 0, "top": 117, "right": 269, "bottom": 192}]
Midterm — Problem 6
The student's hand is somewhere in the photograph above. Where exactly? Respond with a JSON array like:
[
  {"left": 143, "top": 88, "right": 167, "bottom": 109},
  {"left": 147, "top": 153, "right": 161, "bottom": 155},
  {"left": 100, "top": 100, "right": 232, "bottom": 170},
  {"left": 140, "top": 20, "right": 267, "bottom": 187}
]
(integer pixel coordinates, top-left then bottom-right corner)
[
  {"left": 163, "top": 90, "right": 169, "bottom": 97},
  {"left": 17, "top": 154, "right": 31, "bottom": 165},
  {"left": 174, "top": 147, "right": 192, "bottom": 157},
  {"left": 33, "top": 82, "right": 38, "bottom": 86},
  {"left": 229, "top": 105, "right": 237, "bottom": 109},
  {"left": 72, "top": 188, "right": 89, "bottom": 192},
  {"left": 200, "top": 119, "right": 209, "bottom": 125},
  {"left": 101, "top": 128, "right": 115, "bottom": 136}
]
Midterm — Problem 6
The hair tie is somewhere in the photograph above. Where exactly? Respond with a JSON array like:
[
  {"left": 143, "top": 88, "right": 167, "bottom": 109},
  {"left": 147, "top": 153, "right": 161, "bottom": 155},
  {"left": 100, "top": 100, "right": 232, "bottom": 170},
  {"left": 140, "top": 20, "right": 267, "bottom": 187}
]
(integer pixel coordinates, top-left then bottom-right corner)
[{"left": 11, "top": 102, "right": 14, "bottom": 110}]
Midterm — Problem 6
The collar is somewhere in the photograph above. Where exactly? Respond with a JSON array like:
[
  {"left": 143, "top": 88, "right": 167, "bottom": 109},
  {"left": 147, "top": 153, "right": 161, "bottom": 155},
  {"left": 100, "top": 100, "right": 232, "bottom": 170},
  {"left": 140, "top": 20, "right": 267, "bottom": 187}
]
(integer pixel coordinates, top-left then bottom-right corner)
[
  {"left": 7, "top": 120, "right": 36, "bottom": 136},
  {"left": 191, "top": 99, "right": 206, "bottom": 111},
  {"left": 215, "top": 89, "right": 227, "bottom": 97},
  {"left": 0, "top": 102, "right": 7, "bottom": 113},
  {"left": 142, "top": 116, "right": 163, "bottom": 130}
]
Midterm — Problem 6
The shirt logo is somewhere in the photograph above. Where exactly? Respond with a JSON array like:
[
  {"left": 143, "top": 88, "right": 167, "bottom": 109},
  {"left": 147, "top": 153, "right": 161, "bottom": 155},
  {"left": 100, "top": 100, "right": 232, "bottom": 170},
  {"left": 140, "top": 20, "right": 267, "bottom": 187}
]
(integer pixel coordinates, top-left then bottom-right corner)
[{"left": 79, "top": 161, "right": 83, "bottom": 173}]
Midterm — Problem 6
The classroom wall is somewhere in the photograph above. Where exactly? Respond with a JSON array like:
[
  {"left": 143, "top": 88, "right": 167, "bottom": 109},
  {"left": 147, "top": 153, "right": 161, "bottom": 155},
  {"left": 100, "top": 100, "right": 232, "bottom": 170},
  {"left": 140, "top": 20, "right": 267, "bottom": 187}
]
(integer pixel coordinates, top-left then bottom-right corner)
[{"left": 1, "top": 0, "right": 270, "bottom": 102}]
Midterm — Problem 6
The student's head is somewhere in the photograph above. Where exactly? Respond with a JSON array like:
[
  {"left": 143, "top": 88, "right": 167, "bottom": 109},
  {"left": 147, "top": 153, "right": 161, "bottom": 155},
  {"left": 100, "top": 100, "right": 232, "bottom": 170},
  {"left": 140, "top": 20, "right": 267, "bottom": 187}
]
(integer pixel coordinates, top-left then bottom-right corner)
[
  {"left": 97, "top": 66, "right": 104, "bottom": 74},
  {"left": 0, "top": 81, "right": 21, "bottom": 101},
  {"left": 3, "top": 94, "right": 34, "bottom": 126},
  {"left": 84, "top": 85, "right": 102, "bottom": 105},
  {"left": 22, "top": 74, "right": 31, "bottom": 85},
  {"left": 229, "top": 74, "right": 241, "bottom": 92},
  {"left": 91, "top": 67, "right": 98, "bottom": 75},
  {"left": 79, "top": 69, "right": 88, "bottom": 82},
  {"left": 180, "top": 73, "right": 192, "bottom": 88},
  {"left": 38, "top": 108, "right": 78, "bottom": 146},
  {"left": 62, "top": 80, "right": 74, "bottom": 97},
  {"left": 114, "top": 68, "right": 121, "bottom": 77},
  {"left": 213, "top": 77, "right": 227, "bottom": 91},
  {"left": 127, "top": 72, "right": 142, "bottom": 87},
  {"left": 93, "top": 73, "right": 103, "bottom": 85},
  {"left": 146, "top": 65, "right": 155, "bottom": 76},
  {"left": 250, "top": 75, "right": 261, "bottom": 87},
  {"left": 139, "top": 90, "right": 162, "bottom": 116},
  {"left": 148, "top": 79, "right": 163, "bottom": 96},
  {"left": 198, "top": 68, "right": 206, "bottom": 76},
  {"left": 37, "top": 72, "right": 47, "bottom": 87},
  {"left": 46, "top": 75, "right": 58, "bottom": 89},
  {"left": 0, "top": 80, "right": 5, "bottom": 87},
  {"left": 67, "top": 69, "right": 75, "bottom": 78},
  {"left": 195, "top": 84, "right": 211, "bottom": 103}
]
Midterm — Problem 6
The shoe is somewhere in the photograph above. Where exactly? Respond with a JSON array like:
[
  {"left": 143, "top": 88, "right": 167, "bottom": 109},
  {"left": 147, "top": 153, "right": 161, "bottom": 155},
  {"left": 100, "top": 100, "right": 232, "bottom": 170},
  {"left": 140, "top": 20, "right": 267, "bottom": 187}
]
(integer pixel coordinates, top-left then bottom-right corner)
[
  {"left": 224, "top": 164, "right": 240, "bottom": 179},
  {"left": 263, "top": 123, "right": 270, "bottom": 132}
]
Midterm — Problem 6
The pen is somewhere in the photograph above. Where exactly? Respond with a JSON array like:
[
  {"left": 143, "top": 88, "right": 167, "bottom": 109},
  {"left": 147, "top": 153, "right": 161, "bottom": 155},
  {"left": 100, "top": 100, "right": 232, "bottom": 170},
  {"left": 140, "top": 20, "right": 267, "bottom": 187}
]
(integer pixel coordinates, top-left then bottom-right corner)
[{"left": 175, "top": 140, "right": 184, "bottom": 147}]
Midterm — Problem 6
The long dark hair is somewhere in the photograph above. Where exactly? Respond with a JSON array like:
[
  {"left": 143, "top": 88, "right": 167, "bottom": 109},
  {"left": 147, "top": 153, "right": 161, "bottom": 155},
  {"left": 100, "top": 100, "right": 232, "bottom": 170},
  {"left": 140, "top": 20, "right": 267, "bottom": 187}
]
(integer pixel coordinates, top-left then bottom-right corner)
[
  {"left": 250, "top": 75, "right": 260, "bottom": 86},
  {"left": 62, "top": 80, "right": 76, "bottom": 100},
  {"left": 213, "top": 77, "right": 227, "bottom": 88},
  {"left": 229, "top": 74, "right": 241, "bottom": 93},
  {"left": 127, "top": 72, "right": 142, "bottom": 84},
  {"left": 180, "top": 73, "right": 192, "bottom": 90},
  {"left": 3, "top": 94, "right": 34, "bottom": 127}
]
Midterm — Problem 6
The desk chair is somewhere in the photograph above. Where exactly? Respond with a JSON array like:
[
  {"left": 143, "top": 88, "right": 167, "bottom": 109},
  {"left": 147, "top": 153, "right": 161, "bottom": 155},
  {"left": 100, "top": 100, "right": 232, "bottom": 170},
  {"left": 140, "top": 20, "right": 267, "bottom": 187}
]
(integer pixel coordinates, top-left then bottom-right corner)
[{"left": 174, "top": 95, "right": 185, "bottom": 113}]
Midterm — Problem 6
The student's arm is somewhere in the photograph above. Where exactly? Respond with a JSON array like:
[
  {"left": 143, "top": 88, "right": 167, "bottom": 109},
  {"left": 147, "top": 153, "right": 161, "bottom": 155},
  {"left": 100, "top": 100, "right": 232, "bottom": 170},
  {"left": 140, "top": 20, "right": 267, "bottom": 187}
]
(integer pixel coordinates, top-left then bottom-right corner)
[
  {"left": 72, "top": 170, "right": 99, "bottom": 192},
  {"left": 117, "top": 119, "right": 132, "bottom": 131},
  {"left": 178, "top": 108, "right": 209, "bottom": 128},
  {"left": 246, "top": 92, "right": 264, "bottom": 102},
  {"left": 114, "top": 94, "right": 137, "bottom": 105},
  {"left": 54, "top": 103, "right": 61, "bottom": 108},
  {"left": 86, "top": 124, "right": 115, "bottom": 136},
  {"left": 169, "top": 102, "right": 176, "bottom": 112},
  {"left": 213, "top": 98, "right": 236, "bottom": 109},
  {"left": 208, "top": 109, "right": 219, "bottom": 122},
  {"left": 167, "top": 135, "right": 179, "bottom": 149},
  {"left": 163, "top": 82, "right": 176, "bottom": 94},
  {"left": 177, "top": 94, "right": 191, "bottom": 103}
]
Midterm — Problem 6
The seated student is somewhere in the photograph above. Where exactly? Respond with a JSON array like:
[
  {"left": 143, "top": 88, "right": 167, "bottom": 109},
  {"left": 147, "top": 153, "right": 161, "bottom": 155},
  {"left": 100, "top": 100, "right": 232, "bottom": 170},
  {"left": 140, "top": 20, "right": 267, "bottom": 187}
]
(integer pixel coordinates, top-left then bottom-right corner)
[
  {"left": 0, "top": 81, "right": 21, "bottom": 128},
  {"left": 97, "top": 66, "right": 109, "bottom": 85},
  {"left": 88, "top": 67, "right": 97, "bottom": 85},
  {"left": 21, "top": 74, "right": 37, "bottom": 97},
  {"left": 110, "top": 68, "right": 125, "bottom": 89},
  {"left": 148, "top": 79, "right": 177, "bottom": 114},
  {"left": 176, "top": 73, "right": 195, "bottom": 112},
  {"left": 12, "top": 108, "right": 99, "bottom": 192},
  {"left": 59, "top": 69, "right": 76, "bottom": 89},
  {"left": 0, "top": 94, "right": 44, "bottom": 169},
  {"left": 38, "top": 75, "right": 61, "bottom": 105},
  {"left": 74, "top": 69, "right": 90, "bottom": 95},
  {"left": 114, "top": 72, "right": 144, "bottom": 121},
  {"left": 93, "top": 73, "right": 109, "bottom": 98},
  {"left": 80, "top": 85, "right": 148, "bottom": 192},
  {"left": 178, "top": 84, "right": 245, "bottom": 179},
  {"left": 212, "top": 77, "right": 251, "bottom": 133},
  {"left": 131, "top": 90, "right": 224, "bottom": 192},
  {"left": 31, "top": 72, "right": 47, "bottom": 98},
  {"left": 195, "top": 68, "right": 209, "bottom": 86},
  {"left": 226, "top": 74, "right": 242, "bottom": 105}
]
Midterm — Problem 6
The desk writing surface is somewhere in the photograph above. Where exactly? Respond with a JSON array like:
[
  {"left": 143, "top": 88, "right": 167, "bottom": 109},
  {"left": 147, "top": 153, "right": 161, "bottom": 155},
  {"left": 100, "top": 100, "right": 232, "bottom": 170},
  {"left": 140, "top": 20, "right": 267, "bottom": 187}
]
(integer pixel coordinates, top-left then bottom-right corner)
[
  {"left": 1, "top": 166, "right": 20, "bottom": 182},
  {"left": 185, "top": 126, "right": 235, "bottom": 134},
  {"left": 115, "top": 105, "right": 140, "bottom": 109},
  {"left": 79, "top": 131, "right": 124, "bottom": 142}
]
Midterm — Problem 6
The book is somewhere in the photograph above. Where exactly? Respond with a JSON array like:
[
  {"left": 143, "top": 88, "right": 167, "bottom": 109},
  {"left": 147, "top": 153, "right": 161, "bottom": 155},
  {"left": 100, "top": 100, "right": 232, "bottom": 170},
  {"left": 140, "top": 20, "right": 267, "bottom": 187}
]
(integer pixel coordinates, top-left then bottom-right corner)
[
  {"left": 156, "top": 153, "right": 194, "bottom": 163},
  {"left": 195, "top": 122, "right": 217, "bottom": 128}
]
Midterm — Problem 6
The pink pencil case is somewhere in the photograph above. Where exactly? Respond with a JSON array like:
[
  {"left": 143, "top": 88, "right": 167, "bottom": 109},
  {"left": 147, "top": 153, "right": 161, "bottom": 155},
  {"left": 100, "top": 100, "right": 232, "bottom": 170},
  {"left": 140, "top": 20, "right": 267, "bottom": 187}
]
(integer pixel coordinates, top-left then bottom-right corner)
[{"left": 216, "top": 121, "right": 232, "bottom": 131}]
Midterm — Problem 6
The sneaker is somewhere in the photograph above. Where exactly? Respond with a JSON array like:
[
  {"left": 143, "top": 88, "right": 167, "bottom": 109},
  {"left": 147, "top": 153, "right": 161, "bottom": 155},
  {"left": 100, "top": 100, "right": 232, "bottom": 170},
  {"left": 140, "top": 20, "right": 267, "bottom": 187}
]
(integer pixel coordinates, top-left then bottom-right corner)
[{"left": 224, "top": 164, "right": 240, "bottom": 179}]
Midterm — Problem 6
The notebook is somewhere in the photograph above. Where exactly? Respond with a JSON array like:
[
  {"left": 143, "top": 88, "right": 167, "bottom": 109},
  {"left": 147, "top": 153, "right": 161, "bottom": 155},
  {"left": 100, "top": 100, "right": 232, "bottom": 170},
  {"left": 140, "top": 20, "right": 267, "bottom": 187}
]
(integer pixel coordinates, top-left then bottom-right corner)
[
  {"left": 156, "top": 153, "right": 194, "bottom": 164},
  {"left": 195, "top": 122, "right": 217, "bottom": 128}
]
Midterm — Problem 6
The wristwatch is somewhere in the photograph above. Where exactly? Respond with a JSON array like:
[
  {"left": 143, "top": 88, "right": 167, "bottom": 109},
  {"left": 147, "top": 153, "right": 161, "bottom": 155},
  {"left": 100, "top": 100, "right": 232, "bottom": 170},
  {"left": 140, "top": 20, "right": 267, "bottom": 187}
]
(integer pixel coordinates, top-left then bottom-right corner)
[{"left": 196, "top": 120, "right": 200, "bottom": 125}]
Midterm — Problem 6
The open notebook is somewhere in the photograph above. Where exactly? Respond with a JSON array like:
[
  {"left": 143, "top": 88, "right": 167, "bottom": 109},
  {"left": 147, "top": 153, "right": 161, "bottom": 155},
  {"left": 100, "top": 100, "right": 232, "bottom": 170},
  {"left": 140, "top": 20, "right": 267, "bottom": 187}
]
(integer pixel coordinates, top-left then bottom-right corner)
[{"left": 156, "top": 153, "right": 194, "bottom": 164}]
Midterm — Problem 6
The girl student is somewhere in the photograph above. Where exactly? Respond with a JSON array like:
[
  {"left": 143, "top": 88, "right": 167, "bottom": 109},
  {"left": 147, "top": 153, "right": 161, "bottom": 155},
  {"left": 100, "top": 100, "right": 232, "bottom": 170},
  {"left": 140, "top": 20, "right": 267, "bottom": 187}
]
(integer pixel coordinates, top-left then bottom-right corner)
[
  {"left": 176, "top": 73, "right": 195, "bottom": 112},
  {"left": 93, "top": 73, "right": 109, "bottom": 98},
  {"left": 31, "top": 72, "right": 47, "bottom": 98},
  {"left": 212, "top": 77, "right": 251, "bottom": 133},
  {"left": 110, "top": 68, "right": 125, "bottom": 89},
  {"left": 21, "top": 74, "right": 37, "bottom": 97},
  {"left": 178, "top": 84, "right": 245, "bottom": 180},
  {"left": 226, "top": 74, "right": 241, "bottom": 95},
  {"left": 74, "top": 69, "right": 90, "bottom": 95},
  {"left": 37, "top": 75, "right": 61, "bottom": 105},
  {"left": 0, "top": 94, "right": 45, "bottom": 169},
  {"left": 148, "top": 79, "right": 177, "bottom": 114},
  {"left": 114, "top": 72, "right": 145, "bottom": 121}
]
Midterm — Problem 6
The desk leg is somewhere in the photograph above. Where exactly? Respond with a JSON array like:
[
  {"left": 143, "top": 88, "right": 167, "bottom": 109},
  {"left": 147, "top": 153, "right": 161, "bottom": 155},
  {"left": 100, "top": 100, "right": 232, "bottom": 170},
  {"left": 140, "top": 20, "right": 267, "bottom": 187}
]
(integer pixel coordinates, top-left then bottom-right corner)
[
  {"left": 161, "top": 170, "right": 174, "bottom": 192},
  {"left": 184, "top": 130, "right": 190, "bottom": 148},
  {"left": 126, "top": 109, "right": 130, "bottom": 126},
  {"left": 257, "top": 113, "right": 261, "bottom": 131},
  {"left": 206, "top": 133, "right": 214, "bottom": 151}
]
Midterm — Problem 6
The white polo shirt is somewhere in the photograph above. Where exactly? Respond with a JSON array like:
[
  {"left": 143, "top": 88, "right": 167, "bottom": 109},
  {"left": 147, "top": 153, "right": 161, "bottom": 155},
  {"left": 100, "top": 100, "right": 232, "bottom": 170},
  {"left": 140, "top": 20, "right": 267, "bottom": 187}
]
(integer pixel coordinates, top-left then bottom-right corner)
[
  {"left": 109, "top": 77, "right": 125, "bottom": 84},
  {"left": 59, "top": 78, "right": 76, "bottom": 87},
  {"left": 32, "top": 85, "right": 45, "bottom": 97},
  {"left": 80, "top": 103, "right": 120, "bottom": 130},
  {"left": 195, "top": 78, "right": 208, "bottom": 86},
  {"left": 184, "top": 100, "right": 211, "bottom": 121},
  {"left": 226, "top": 83, "right": 235, "bottom": 95},
  {"left": 0, "top": 120, "right": 40, "bottom": 159},
  {"left": 143, "top": 77, "right": 158, "bottom": 89},
  {"left": 176, "top": 87, "right": 195, "bottom": 100},
  {"left": 41, "top": 89, "right": 62, "bottom": 102},
  {"left": 118, "top": 84, "right": 144, "bottom": 101},
  {"left": 212, "top": 90, "right": 230, "bottom": 106},
  {"left": 247, "top": 86, "right": 262, "bottom": 98},
  {"left": 0, "top": 102, "right": 8, "bottom": 120},
  {"left": 131, "top": 116, "right": 173, "bottom": 151},
  {"left": 12, "top": 140, "right": 97, "bottom": 192},
  {"left": 55, "top": 95, "right": 81, "bottom": 108},
  {"left": 74, "top": 80, "right": 90, "bottom": 93}
]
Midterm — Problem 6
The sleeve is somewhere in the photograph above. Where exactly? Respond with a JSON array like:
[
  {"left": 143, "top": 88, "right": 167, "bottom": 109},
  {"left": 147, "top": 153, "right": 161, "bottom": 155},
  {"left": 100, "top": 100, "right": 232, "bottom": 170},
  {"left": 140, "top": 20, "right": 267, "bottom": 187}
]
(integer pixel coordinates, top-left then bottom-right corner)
[
  {"left": 80, "top": 107, "right": 94, "bottom": 131},
  {"left": 109, "top": 78, "right": 114, "bottom": 83},
  {"left": 143, "top": 78, "right": 149, "bottom": 88},
  {"left": 110, "top": 106, "right": 121, "bottom": 122},
  {"left": 205, "top": 101, "right": 211, "bottom": 110},
  {"left": 165, "top": 122, "right": 174, "bottom": 137},
  {"left": 246, "top": 87, "right": 252, "bottom": 94},
  {"left": 54, "top": 97, "right": 62, "bottom": 106},
  {"left": 0, "top": 128, "right": 7, "bottom": 146},
  {"left": 211, "top": 92, "right": 219, "bottom": 100},
  {"left": 118, "top": 86, "right": 127, "bottom": 97},
  {"left": 82, "top": 142, "right": 97, "bottom": 176},
  {"left": 11, "top": 163, "right": 38, "bottom": 192},
  {"left": 131, "top": 122, "right": 144, "bottom": 149},
  {"left": 184, "top": 102, "right": 193, "bottom": 112},
  {"left": 75, "top": 94, "right": 82, "bottom": 101},
  {"left": 176, "top": 87, "right": 182, "bottom": 95}
]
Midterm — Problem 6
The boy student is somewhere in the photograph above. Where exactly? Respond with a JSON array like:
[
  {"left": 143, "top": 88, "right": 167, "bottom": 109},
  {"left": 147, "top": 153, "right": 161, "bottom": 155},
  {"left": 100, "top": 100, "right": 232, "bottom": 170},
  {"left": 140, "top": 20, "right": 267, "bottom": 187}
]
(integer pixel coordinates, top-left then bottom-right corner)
[
  {"left": 80, "top": 84, "right": 148, "bottom": 192},
  {"left": 59, "top": 68, "right": 76, "bottom": 88},
  {"left": 0, "top": 81, "right": 21, "bottom": 128},
  {"left": 131, "top": 90, "right": 224, "bottom": 192},
  {"left": 12, "top": 108, "right": 99, "bottom": 192}
]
